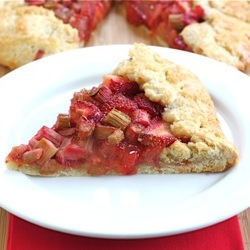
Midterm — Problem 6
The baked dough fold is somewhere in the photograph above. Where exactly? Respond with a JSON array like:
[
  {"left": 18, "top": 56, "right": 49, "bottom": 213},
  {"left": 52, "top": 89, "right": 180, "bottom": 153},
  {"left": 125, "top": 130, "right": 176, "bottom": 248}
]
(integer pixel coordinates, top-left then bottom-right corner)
[
  {"left": 0, "top": 4, "right": 79, "bottom": 69},
  {"left": 113, "top": 43, "right": 239, "bottom": 173},
  {"left": 181, "top": 0, "right": 250, "bottom": 71}
]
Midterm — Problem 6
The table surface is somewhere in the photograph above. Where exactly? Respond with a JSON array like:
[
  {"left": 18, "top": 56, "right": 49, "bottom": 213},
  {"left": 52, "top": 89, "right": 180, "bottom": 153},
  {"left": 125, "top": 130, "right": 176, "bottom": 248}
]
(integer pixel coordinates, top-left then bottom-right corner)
[{"left": 0, "top": 6, "right": 250, "bottom": 250}]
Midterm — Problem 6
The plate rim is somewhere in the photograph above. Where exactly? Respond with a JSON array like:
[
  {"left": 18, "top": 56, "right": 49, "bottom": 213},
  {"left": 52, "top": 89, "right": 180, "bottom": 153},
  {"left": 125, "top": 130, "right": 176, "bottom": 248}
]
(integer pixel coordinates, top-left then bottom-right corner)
[{"left": 0, "top": 44, "right": 250, "bottom": 239}]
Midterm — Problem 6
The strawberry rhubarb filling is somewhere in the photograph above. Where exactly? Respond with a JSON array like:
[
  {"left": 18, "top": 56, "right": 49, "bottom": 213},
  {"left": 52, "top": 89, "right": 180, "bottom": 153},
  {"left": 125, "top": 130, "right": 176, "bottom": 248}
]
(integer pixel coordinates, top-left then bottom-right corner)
[
  {"left": 6, "top": 75, "right": 190, "bottom": 175},
  {"left": 125, "top": 0, "right": 204, "bottom": 51},
  {"left": 25, "top": 0, "right": 112, "bottom": 44}
]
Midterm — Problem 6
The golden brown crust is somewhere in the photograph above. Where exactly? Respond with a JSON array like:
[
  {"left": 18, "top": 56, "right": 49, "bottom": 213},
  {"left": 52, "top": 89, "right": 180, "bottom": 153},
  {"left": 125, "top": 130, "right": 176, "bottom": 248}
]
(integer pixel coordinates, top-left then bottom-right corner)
[
  {"left": 113, "top": 43, "right": 239, "bottom": 173},
  {"left": 184, "top": 0, "right": 250, "bottom": 71},
  {"left": 0, "top": 4, "right": 80, "bottom": 69},
  {"left": 6, "top": 161, "right": 89, "bottom": 177},
  {"left": 0, "top": 65, "right": 10, "bottom": 77},
  {"left": 195, "top": 0, "right": 250, "bottom": 23},
  {"left": 181, "top": 12, "right": 250, "bottom": 71}
]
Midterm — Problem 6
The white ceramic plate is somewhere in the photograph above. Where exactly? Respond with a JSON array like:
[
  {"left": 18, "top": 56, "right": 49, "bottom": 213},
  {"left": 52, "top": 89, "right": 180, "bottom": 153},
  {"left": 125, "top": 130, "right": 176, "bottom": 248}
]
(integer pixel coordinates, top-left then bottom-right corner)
[{"left": 0, "top": 45, "right": 250, "bottom": 239}]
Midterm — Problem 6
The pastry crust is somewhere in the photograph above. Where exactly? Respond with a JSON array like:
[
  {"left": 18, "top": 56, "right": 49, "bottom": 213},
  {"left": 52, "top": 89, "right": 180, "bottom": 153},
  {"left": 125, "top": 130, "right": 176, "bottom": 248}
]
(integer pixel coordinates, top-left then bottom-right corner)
[
  {"left": 181, "top": 11, "right": 250, "bottom": 71},
  {"left": 0, "top": 5, "right": 80, "bottom": 69},
  {"left": 183, "top": 0, "right": 250, "bottom": 71},
  {"left": 194, "top": 0, "right": 250, "bottom": 22},
  {"left": 113, "top": 43, "right": 239, "bottom": 173}
]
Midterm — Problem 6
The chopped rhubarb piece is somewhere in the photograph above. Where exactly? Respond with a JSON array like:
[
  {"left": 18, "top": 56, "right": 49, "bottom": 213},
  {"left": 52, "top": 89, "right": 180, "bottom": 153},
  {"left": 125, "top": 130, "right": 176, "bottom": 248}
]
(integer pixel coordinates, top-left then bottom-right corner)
[
  {"left": 34, "top": 126, "right": 63, "bottom": 148},
  {"left": 138, "top": 121, "right": 176, "bottom": 147},
  {"left": 103, "top": 108, "right": 131, "bottom": 130},
  {"left": 6, "top": 144, "right": 28, "bottom": 161},
  {"left": 36, "top": 138, "right": 58, "bottom": 165},
  {"left": 71, "top": 89, "right": 97, "bottom": 104},
  {"left": 56, "top": 127, "right": 76, "bottom": 137},
  {"left": 28, "top": 137, "right": 39, "bottom": 150},
  {"left": 94, "top": 124, "right": 117, "bottom": 140},
  {"left": 107, "top": 129, "right": 124, "bottom": 145},
  {"left": 86, "top": 86, "right": 100, "bottom": 97},
  {"left": 93, "top": 85, "right": 112, "bottom": 103},
  {"left": 22, "top": 148, "right": 43, "bottom": 163},
  {"left": 55, "top": 114, "right": 71, "bottom": 130},
  {"left": 168, "top": 14, "right": 184, "bottom": 31},
  {"left": 131, "top": 109, "right": 151, "bottom": 126},
  {"left": 77, "top": 118, "right": 95, "bottom": 139},
  {"left": 59, "top": 137, "right": 72, "bottom": 149}
]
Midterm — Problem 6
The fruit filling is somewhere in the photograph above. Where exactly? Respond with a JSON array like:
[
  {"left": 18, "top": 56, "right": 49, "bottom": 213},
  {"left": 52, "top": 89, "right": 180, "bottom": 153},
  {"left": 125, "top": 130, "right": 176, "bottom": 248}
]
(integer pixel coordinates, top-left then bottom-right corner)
[
  {"left": 7, "top": 75, "right": 189, "bottom": 175},
  {"left": 25, "top": 0, "right": 112, "bottom": 43},
  {"left": 125, "top": 0, "right": 204, "bottom": 51}
]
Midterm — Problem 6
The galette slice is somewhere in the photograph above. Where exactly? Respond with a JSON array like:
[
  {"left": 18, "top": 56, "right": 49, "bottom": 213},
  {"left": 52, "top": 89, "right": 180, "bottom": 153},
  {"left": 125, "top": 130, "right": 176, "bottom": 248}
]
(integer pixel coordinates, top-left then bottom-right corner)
[{"left": 5, "top": 43, "right": 239, "bottom": 176}]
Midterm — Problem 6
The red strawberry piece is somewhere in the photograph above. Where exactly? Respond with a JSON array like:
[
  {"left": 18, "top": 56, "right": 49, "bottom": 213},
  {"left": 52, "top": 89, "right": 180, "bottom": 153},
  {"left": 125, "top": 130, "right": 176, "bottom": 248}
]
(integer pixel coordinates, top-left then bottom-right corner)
[
  {"left": 69, "top": 100, "right": 103, "bottom": 124},
  {"left": 138, "top": 121, "right": 176, "bottom": 147},
  {"left": 94, "top": 124, "right": 117, "bottom": 140},
  {"left": 177, "top": 136, "right": 191, "bottom": 144},
  {"left": 56, "top": 143, "right": 86, "bottom": 164},
  {"left": 182, "top": 5, "right": 204, "bottom": 25},
  {"left": 125, "top": 1, "right": 164, "bottom": 29},
  {"left": 34, "top": 50, "right": 45, "bottom": 60},
  {"left": 98, "top": 141, "right": 140, "bottom": 175},
  {"left": 114, "top": 148, "right": 140, "bottom": 175},
  {"left": 140, "top": 146, "right": 163, "bottom": 168},
  {"left": 131, "top": 109, "right": 151, "bottom": 126},
  {"left": 100, "top": 93, "right": 138, "bottom": 115},
  {"left": 133, "top": 93, "right": 164, "bottom": 117},
  {"left": 103, "top": 75, "right": 141, "bottom": 96},
  {"left": 125, "top": 123, "right": 145, "bottom": 144}
]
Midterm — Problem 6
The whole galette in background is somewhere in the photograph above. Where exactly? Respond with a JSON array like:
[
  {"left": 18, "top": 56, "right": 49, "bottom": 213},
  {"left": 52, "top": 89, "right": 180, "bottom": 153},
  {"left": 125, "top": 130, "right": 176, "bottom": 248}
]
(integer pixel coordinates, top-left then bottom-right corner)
[{"left": 0, "top": 0, "right": 249, "bottom": 71}]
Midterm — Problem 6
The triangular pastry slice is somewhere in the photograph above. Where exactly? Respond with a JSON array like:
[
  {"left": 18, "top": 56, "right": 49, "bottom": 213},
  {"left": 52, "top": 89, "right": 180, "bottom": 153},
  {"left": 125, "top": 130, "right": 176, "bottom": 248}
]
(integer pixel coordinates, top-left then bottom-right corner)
[{"left": 5, "top": 43, "right": 239, "bottom": 176}]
